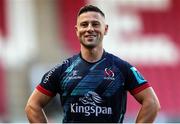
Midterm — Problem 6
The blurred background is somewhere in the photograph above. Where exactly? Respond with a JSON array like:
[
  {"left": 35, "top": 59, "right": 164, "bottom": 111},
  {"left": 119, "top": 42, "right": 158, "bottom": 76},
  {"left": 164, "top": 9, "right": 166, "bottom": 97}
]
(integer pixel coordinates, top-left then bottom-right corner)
[{"left": 0, "top": 0, "right": 180, "bottom": 123}]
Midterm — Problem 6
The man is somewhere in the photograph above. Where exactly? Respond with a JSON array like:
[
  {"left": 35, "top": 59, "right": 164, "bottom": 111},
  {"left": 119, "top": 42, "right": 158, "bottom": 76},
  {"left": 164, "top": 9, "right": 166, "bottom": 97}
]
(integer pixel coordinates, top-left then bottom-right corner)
[{"left": 25, "top": 5, "right": 160, "bottom": 123}]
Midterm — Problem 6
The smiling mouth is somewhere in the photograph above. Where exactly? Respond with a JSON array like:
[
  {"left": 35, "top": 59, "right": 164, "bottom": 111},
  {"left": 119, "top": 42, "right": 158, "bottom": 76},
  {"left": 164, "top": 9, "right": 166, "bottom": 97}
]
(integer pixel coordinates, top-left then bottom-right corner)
[
  {"left": 85, "top": 35, "right": 96, "bottom": 38},
  {"left": 85, "top": 35, "right": 96, "bottom": 37}
]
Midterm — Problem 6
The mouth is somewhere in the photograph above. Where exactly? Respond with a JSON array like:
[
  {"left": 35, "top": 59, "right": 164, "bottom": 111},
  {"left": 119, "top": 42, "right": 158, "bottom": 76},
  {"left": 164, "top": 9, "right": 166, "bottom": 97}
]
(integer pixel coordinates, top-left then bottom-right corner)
[{"left": 85, "top": 35, "right": 96, "bottom": 38}]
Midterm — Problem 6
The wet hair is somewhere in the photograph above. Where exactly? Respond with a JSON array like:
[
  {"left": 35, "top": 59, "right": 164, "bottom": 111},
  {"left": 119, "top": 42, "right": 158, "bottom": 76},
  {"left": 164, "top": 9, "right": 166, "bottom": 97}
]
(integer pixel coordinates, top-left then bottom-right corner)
[{"left": 77, "top": 5, "right": 105, "bottom": 18}]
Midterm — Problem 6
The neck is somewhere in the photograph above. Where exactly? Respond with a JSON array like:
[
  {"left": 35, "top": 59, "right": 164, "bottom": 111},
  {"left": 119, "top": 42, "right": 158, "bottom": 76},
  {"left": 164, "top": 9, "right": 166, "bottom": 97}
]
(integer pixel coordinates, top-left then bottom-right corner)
[{"left": 80, "top": 46, "right": 104, "bottom": 63}]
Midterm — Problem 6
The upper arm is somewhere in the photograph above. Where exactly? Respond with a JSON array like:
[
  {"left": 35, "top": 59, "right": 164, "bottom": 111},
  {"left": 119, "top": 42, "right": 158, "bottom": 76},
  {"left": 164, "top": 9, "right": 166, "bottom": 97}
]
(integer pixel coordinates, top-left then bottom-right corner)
[
  {"left": 26, "top": 89, "right": 53, "bottom": 109},
  {"left": 133, "top": 87, "right": 160, "bottom": 106},
  {"left": 133, "top": 87, "right": 161, "bottom": 123},
  {"left": 26, "top": 63, "right": 65, "bottom": 109},
  {"left": 25, "top": 89, "right": 53, "bottom": 123}
]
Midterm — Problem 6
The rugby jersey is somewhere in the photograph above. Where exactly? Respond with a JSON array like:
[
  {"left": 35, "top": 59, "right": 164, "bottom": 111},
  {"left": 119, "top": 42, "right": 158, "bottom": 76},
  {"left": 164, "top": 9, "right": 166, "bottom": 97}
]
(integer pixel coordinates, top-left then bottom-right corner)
[{"left": 36, "top": 51, "right": 150, "bottom": 123}]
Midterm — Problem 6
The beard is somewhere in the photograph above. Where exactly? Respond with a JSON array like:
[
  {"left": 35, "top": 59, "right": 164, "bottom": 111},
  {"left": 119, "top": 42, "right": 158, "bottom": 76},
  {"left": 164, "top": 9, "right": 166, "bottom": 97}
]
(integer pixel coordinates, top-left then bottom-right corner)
[
  {"left": 80, "top": 38, "right": 98, "bottom": 49},
  {"left": 80, "top": 41, "right": 96, "bottom": 49}
]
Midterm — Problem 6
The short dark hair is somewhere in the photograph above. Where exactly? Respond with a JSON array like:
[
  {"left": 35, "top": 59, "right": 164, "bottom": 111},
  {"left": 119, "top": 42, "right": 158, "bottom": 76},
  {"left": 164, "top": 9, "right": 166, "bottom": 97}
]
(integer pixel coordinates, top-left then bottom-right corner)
[{"left": 77, "top": 5, "right": 105, "bottom": 18}]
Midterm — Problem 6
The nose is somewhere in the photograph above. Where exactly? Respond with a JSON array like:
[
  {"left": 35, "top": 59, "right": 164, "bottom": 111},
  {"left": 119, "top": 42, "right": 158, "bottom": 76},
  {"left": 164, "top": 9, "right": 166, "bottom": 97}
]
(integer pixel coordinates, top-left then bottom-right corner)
[{"left": 87, "top": 24, "right": 94, "bottom": 32}]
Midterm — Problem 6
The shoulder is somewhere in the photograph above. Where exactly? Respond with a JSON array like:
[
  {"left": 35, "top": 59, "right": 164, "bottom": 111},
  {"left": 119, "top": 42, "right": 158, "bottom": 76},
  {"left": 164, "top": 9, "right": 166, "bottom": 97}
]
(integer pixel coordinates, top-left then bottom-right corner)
[
  {"left": 105, "top": 52, "right": 134, "bottom": 79},
  {"left": 45, "top": 54, "right": 79, "bottom": 76},
  {"left": 106, "top": 52, "right": 132, "bottom": 68},
  {"left": 62, "top": 53, "right": 80, "bottom": 67},
  {"left": 42, "top": 54, "right": 80, "bottom": 82}
]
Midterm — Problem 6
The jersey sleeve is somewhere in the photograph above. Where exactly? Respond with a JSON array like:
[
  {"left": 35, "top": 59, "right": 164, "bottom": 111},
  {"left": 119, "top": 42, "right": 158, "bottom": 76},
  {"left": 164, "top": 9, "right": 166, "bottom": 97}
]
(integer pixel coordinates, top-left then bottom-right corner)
[
  {"left": 36, "top": 64, "right": 63, "bottom": 97},
  {"left": 123, "top": 62, "right": 150, "bottom": 95}
]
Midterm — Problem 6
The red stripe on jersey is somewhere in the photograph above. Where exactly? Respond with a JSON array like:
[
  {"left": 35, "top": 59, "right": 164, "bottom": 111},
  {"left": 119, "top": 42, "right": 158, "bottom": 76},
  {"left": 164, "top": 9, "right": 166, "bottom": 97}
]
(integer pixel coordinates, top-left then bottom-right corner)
[
  {"left": 130, "top": 83, "right": 151, "bottom": 95},
  {"left": 36, "top": 85, "right": 55, "bottom": 97}
]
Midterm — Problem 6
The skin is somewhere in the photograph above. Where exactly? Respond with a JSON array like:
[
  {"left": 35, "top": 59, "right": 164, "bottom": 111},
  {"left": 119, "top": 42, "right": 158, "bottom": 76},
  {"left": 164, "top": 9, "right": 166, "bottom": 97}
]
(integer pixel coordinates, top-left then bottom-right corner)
[
  {"left": 25, "top": 89, "right": 51, "bottom": 123},
  {"left": 25, "top": 11, "right": 160, "bottom": 123},
  {"left": 134, "top": 87, "right": 160, "bottom": 123},
  {"left": 75, "top": 11, "right": 108, "bottom": 63}
]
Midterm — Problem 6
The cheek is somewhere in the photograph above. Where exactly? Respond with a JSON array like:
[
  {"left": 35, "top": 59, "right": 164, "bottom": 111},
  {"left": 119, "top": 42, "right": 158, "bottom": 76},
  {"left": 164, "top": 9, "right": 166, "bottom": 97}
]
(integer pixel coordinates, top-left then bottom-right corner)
[
  {"left": 95, "top": 28, "right": 104, "bottom": 35},
  {"left": 76, "top": 31, "right": 82, "bottom": 38},
  {"left": 98, "top": 31, "right": 104, "bottom": 37},
  {"left": 77, "top": 29, "right": 85, "bottom": 37}
]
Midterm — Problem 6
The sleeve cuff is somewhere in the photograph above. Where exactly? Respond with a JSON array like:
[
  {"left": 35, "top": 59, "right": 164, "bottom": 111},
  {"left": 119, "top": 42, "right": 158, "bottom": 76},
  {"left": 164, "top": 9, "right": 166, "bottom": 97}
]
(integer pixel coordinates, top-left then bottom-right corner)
[
  {"left": 130, "top": 83, "right": 151, "bottom": 95},
  {"left": 36, "top": 85, "right": 56, "bottom": 97}
]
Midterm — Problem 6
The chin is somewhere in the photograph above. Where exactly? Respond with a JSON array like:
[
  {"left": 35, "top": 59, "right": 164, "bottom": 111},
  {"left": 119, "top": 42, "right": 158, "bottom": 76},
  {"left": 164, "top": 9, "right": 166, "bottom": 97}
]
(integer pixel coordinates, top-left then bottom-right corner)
[
  {"left": 80, "top": 40, "right": 98, "bottom": 49},
  {"left": 85, "top": 45, "right": 96, "bottom": 49},
  {"left": 82, "top": 43, "right": 96, "bottom": 49}
]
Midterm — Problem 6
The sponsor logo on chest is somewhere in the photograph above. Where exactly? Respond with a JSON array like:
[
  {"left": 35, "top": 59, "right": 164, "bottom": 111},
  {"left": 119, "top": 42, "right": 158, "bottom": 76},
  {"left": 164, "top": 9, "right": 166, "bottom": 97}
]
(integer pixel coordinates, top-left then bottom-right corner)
[{"left": 70, "top": 91, "right": 112, "bottom": 116}]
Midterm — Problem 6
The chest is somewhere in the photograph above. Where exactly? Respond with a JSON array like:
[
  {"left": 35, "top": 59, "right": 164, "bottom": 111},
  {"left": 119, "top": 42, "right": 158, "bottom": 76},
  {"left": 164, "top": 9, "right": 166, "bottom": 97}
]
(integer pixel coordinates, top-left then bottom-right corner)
[{"left": 60, "top": 66, "right": 125, "bottom": 97}]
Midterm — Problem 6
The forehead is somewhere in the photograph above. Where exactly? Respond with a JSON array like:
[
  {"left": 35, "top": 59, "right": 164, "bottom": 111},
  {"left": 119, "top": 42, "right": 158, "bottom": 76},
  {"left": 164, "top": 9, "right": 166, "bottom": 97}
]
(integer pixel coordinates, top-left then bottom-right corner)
[{"left": 77, "top": 11, "right": 105, "bottom": 23}]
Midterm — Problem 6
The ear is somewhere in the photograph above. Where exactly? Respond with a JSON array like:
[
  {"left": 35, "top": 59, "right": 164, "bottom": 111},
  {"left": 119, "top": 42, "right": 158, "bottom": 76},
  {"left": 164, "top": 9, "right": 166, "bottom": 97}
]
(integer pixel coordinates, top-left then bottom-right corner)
[
  {"left": 104, "top": 24, "right": 108, "bottom": 35},
  {"left": 75, "top": 25, "right": 78, "bottom": 36},
  {"left": 75, "top": 25, "right": 78, "bottom": 32}
]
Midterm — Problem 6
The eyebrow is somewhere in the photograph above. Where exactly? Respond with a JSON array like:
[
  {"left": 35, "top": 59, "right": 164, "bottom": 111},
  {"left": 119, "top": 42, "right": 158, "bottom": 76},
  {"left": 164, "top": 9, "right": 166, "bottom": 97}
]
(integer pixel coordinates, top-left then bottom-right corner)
[{"left": 79, "top": 20, "right": 101, "bottom": 24}]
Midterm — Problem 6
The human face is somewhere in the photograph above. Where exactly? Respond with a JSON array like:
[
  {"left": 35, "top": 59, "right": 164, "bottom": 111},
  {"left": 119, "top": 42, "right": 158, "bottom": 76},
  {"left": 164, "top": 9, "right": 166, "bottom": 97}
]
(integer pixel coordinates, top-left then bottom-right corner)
[{"left": 75, "top": 12, "right": 108, "bottom": 49}]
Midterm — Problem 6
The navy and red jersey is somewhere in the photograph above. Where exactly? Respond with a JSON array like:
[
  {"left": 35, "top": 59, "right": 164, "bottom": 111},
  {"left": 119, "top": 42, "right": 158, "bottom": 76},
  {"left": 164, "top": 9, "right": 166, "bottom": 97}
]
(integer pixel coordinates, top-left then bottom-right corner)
[{"left": 36, "top": 51, "right": 150, "bottom": 123}]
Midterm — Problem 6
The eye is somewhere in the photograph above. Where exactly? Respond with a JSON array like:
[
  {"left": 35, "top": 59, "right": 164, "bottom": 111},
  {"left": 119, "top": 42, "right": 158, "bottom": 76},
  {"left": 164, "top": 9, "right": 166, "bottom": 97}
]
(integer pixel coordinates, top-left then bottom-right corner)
[
  {"left": 92, "top": 22, "right": 100, "bottom": 27},
  {"left": 80, "top": 22, "right": 88, "bottom": 27}
]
